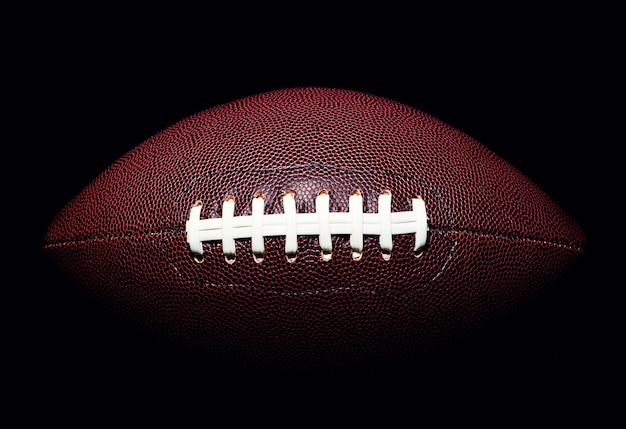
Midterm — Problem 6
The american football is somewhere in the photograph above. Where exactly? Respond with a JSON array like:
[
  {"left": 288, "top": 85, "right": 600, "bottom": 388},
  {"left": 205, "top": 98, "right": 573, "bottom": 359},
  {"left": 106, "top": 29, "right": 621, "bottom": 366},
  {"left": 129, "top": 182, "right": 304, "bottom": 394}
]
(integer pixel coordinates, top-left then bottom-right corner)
[{"left": 43, "top": 87, "right": 586, "bottom": 367}]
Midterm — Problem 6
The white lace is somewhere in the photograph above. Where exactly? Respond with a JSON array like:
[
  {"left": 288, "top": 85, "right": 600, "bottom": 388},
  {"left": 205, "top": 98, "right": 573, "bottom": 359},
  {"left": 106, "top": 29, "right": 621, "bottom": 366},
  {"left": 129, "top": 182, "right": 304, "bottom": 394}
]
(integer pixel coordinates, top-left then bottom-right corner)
[{"left": 186, "top": 190, "right": 428, "bottom": 263}]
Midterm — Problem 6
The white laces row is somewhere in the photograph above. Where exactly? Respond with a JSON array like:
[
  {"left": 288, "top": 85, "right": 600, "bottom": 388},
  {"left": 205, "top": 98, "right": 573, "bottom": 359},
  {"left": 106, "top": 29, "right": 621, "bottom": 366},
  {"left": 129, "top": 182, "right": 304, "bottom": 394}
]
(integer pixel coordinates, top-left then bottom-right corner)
[{"left": 186, "top": 189, "right": 428, "bottom": 264}]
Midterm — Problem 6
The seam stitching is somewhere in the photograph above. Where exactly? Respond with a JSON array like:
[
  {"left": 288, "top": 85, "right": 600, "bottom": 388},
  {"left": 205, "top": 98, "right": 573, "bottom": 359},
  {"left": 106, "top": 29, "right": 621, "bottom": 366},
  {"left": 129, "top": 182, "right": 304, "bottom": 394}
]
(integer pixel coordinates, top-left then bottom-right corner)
[{"left": 43, "top": 226, "right": 584, "bottom": 252}]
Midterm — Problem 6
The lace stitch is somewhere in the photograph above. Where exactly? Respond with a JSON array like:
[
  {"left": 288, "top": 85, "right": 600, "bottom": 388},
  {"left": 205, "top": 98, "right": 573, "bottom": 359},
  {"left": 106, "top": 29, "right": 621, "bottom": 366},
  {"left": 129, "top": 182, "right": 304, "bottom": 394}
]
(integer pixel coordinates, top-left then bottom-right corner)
[{"left": 186, "top": 190, "right": 428, "bottom": 263}]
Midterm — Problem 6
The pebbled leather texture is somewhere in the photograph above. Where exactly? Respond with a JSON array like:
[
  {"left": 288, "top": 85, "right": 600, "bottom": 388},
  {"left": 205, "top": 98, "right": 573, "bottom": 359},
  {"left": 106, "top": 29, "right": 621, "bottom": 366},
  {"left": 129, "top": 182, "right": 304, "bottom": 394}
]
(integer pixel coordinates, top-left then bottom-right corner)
[{"left": 44, "top": 88, "right": 586, "bottom": 367}]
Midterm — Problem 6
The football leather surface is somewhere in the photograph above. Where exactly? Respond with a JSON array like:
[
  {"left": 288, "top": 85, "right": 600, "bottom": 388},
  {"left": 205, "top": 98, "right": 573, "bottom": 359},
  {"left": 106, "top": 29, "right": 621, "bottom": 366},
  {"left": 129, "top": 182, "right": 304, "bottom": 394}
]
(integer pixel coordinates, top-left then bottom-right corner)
[{"left": 44, "top": 87, "right": 586, "bottom": 367}]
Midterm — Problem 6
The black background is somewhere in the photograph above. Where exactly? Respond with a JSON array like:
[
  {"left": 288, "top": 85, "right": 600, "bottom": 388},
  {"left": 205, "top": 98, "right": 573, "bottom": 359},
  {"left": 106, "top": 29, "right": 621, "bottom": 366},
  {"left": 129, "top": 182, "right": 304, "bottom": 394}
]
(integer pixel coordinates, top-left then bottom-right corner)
[{"left": 9, "top": 5, "right": 619, "bottom": 425}]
